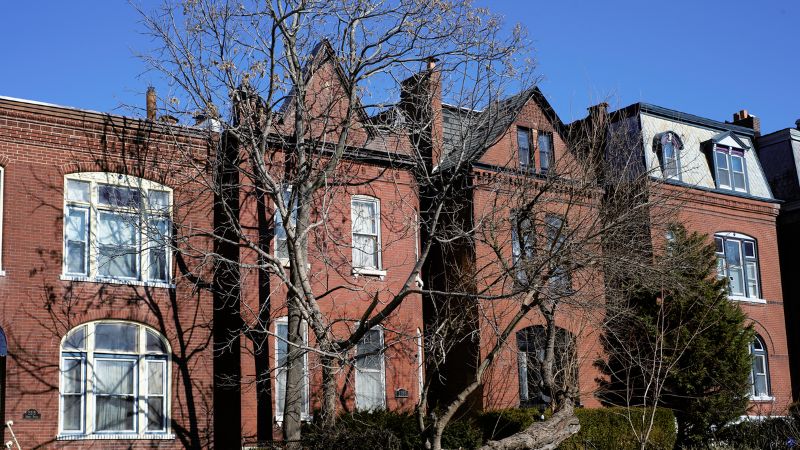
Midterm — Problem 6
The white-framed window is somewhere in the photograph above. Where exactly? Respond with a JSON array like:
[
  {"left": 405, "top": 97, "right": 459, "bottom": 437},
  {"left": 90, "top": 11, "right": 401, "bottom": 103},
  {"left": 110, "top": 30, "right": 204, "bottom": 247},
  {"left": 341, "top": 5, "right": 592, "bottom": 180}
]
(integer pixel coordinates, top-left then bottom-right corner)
[
  {"left": 351, "top": 196, "right": 383, "bottom": 275},
  {"left": 58, "top": 321, "right": 172, "bottom": 440},
  {"left": 62, "top": 173, "right": 172, "bottom": 286},
  {"left": 274, "top": 317, "right": 309, "bottom": 421},
  {"left": 714, "top": 145, "right": 747, "bottom": 193},
  {"left": 715, "top": 232, "right": 760, "bottom": 300},
  {"left": 0, "top": 166, "right": 5, "bottom": 276},
  {"left": 749, "top": 335, "right": 770, "bottom": 399},
  {"left": 274, "top": 187, "right": 295, "bottom": 262},
  {"left": 355, "top": 327, "right": 386, "bottom": 411}
]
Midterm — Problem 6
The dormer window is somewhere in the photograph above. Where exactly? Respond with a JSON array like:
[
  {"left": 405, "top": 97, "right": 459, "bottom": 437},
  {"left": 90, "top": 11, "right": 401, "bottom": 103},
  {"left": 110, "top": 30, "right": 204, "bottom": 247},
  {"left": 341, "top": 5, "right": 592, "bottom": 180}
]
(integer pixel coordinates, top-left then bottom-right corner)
[
  {"left": 655, "top": 132, "right": 683, "bottom": 179},
  {"left": 714, "top": 146, "right": 747, "bottom": 193}
]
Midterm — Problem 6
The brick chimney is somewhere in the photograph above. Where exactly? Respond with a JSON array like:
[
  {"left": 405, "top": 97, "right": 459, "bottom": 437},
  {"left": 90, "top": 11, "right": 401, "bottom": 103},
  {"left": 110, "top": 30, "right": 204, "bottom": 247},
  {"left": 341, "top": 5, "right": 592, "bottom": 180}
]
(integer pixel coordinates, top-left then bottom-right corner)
[
  {"left": 146, "top": 87, "right": 157, "bottom": 121},
  {"left": 400, "top": 58, "right": 443, "bottom": 169},
  {"left": 731, "top": 109, "right": 761, "bottom": 136}
]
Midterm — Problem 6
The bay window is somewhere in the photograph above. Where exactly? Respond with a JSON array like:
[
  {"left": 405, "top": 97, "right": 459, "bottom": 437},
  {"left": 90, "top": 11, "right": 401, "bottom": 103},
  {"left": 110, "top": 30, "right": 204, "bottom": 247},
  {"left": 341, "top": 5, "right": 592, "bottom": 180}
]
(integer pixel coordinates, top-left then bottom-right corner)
[
  {"left": 58, "top": 321, "right": 171, "bottom": 439},
  {"left": 63, "top": 173, "right": 172, "bottom": 285}
]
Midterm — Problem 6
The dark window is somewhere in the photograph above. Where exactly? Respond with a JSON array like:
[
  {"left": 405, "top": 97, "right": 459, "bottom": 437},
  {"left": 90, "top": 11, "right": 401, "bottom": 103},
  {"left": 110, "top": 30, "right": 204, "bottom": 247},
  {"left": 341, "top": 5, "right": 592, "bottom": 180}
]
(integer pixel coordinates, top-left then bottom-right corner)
[
  {"left": 546, "top": 215, "right": 570, "bottom": 293},
  {"left": 656, "top": 132, "right": 682, "bottom": 179},
  {"left": 517, "top": 326, "right": 577, "bottom": 409},
  {"left": 511, "top": 213, "right": 535, "bottom": 284}
]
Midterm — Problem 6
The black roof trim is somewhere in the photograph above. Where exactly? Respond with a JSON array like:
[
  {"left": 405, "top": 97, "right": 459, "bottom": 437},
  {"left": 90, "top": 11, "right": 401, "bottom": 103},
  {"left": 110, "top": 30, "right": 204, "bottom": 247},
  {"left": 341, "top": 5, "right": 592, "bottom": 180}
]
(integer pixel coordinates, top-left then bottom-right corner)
[{"left": 615, "top": 103, "right": 755, "bottom": 136}]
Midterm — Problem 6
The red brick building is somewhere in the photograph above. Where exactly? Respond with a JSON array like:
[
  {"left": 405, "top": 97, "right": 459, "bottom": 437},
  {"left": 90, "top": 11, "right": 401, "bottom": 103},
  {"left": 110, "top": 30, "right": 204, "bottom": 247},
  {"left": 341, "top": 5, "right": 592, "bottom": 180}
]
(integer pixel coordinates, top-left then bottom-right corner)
[
  {"left": 0, "top": 96, "right": 216, "bottom": 448},
  {"left": 596, "top": 102, "right": 792, "bottom": 415}
]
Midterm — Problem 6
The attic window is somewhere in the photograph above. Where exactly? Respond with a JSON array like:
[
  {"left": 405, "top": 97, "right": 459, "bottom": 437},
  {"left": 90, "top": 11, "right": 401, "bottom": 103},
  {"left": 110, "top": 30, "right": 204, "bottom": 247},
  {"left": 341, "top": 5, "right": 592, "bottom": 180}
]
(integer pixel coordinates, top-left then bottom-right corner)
[
  {"left": 655, "top": 132, "right": 683, "bottom": 179},
  {"left": 714, "top": 145, "right": 747, "bottom": 193}
]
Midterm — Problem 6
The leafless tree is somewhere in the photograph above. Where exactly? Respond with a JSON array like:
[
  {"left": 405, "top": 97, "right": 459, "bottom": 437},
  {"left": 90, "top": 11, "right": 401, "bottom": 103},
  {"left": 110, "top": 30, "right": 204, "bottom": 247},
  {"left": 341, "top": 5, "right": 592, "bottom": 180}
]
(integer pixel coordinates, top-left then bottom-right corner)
[{"left": 135, "top": 0, "right": 530, "bottom": 447}]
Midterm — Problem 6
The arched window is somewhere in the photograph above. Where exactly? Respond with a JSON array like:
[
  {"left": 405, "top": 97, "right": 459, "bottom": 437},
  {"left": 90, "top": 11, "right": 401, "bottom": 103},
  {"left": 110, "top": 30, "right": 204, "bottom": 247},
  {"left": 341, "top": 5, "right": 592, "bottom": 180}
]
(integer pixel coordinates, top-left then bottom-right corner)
[
  {"left": 59, "top": 321, "right": 171, "bottom": 438},
  {"left": 516, "top": 326, "right": 577, "bottom": 409},
  {"left": 714, "top": 232, "right": 761, "bottom": 300},
  {"left": 63, "top": 173, "right": 172, "bottom": 285},
  {"left": 655, "top": 132, "right": 683, "bottom": 179},
  {"left": 750, "top": 335, "right": 770, "bottom": 399}
]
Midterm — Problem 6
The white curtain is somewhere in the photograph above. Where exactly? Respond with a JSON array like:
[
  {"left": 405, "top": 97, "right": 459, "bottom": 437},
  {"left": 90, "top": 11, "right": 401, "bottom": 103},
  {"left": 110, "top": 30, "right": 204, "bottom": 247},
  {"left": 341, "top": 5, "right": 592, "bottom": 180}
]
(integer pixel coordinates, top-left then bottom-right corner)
[
  {"left": 97, "top": 211, "right": 137, "bottom": 278},
  {"left": 95, "top": 359, "right": 135, "bottom": 431}
]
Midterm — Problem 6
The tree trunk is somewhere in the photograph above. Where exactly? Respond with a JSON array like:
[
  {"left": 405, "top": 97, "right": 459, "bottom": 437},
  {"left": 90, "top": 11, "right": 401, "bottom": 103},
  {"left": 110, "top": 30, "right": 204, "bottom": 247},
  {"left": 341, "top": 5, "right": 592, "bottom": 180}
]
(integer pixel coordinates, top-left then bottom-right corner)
[
  {"left": 320, "top": 354, "right": 338, "bottom": 427},
  {"left": 480, "top": 401, "right": 580, "bottom": 450},
  {"left": 283, "top": 297, "right": 305, "bottom": 449}
]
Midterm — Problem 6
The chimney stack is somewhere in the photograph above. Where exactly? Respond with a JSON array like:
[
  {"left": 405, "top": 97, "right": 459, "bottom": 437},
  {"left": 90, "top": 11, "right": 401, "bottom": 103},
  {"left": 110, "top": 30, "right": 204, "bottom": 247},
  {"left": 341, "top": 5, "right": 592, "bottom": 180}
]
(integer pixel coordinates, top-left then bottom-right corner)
[
  {"left": 146, "top": 87, "right": 157, "bottom": 121},
  {"left": 731, "top": 109, "right": 761, "bottom": 136}
]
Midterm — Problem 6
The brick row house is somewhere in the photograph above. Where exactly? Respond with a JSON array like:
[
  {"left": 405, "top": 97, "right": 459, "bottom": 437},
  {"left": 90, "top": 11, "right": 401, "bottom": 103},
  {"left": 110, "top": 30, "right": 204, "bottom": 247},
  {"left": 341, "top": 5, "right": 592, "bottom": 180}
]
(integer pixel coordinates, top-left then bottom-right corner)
[
  {"left": 0, "top": 50, "right": 796, "bottom": 449},
  {"left": 580, "top": 102, "right": 792, "bottom": 415}
]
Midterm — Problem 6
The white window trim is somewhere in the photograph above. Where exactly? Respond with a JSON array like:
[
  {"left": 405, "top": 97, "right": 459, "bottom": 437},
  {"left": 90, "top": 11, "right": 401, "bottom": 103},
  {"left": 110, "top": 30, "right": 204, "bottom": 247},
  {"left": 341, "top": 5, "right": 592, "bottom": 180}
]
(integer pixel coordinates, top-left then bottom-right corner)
[
  {"left": 715, "top": 232, "right": 762, "bottom": 301},
  {"left": 355, "top": 326, "right": 387, "bottom": 411},
  {"left": 62, "top": 173, "right": 174, "bottom": 287},
  {"left": 0, "top": 166, "right": 5, "bottom": 276},
  {"left": 57, "top": 320, "right": 173, "bottom": 440},
  {"left": 351, "top": 195, "right": 384, "bottom": 276},
  {"left": 274, "top": 316, "right": 311, "bottom": 424},
  {"left": 714, "top": 146, "right": 748, "bottom": 193}
]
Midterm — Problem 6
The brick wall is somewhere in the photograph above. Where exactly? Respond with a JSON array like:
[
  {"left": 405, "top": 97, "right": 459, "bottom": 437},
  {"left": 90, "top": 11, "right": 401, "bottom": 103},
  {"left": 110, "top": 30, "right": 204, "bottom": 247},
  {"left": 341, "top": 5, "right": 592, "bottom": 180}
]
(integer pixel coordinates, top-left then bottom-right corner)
[{"left": 0, "top": 98, "right": 215, "bottom": 449}]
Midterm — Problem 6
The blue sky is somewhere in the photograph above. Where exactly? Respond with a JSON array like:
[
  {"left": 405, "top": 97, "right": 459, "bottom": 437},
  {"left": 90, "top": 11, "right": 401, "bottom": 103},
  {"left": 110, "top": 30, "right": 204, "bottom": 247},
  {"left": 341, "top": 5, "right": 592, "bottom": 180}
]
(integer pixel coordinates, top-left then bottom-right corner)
[{"left": 1, "top": 1, "right": 797, "bottom": 133}]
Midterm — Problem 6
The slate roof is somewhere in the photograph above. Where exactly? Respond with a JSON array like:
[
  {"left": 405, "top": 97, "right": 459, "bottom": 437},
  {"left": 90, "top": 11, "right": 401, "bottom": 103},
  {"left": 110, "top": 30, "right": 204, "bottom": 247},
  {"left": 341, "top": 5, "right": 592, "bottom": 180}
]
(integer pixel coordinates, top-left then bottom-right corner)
[{"left": 438, "top": 87, "right": 539, "bottom": 171}]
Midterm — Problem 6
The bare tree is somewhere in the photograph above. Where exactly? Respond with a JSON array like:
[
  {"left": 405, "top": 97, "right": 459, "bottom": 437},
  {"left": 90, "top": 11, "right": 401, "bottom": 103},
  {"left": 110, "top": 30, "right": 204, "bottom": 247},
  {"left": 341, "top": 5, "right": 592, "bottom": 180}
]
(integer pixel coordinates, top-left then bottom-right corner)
[{"left": 135, "top": 0, "right": 529, "bottom": 447}]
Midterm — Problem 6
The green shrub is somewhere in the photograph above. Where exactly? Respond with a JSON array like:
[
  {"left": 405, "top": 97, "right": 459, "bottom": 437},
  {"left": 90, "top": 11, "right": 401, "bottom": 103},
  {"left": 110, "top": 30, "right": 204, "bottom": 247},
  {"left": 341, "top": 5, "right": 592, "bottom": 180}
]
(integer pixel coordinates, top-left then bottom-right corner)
[
  {"left": 560, "top": 407, "right": 676, "bottom": 450},
  {"left": 477, "top": 407, "right": 541, "bottom": 442},
  {"left": 302, "top": 409, "right": 482, "bottom": 450},
  {"left": 477, "top": 407, "right": 675, "bottom": 450},
  {"left": 715, "top": 416, "right": 800, "bottom": 450}
]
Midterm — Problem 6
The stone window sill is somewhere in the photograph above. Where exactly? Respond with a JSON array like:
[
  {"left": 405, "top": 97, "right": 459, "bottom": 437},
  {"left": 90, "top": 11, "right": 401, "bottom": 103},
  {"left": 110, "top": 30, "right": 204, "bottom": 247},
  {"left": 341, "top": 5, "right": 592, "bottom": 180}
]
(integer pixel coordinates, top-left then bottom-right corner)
[
  {"left": 60, "top": 274, "right": 175, "bottom": 289},
  {"left": 728, "top": 295, "right": 767, "bottom": 304},
  {"left": 57, "top": 433, "right": 175, "bottom": 441},
  {"left": 352, "top": 267, "right": 387, "bottom": 278}
]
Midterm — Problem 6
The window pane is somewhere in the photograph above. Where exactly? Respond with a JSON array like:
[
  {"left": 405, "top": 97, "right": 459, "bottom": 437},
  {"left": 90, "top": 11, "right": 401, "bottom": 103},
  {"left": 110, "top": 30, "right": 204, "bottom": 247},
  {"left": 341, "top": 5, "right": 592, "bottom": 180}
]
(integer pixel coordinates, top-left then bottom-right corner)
[
  {"left": 743, "top": 241, "right": 756, "bottom": 258},
  {"left": 754, "top": 374, "right": 768, "bottom": 397},
  {"left": 148, "top": 218, "right": 169, "bottom": 281},
  {"left": 98, "top": 212, "right": 137, "bottom": 246},
  {"left": 518, "top": 128, "right": 530, "bottom": 167},
  {"left": 65, "top": 207, "right": 88, "bottom": 275},
  {"left": 277, "top": 323, "right": 288, "bottom": 367},
  {"left": 95, "top": 396, "right": 135, "bottom": 431},
  {"left": 538, "top": 132, "right": 552, "bottom": 171},
  {"left": 352, "top": 201, "right": 378, "bottom": 235},
  {"left": 146, "top": 330, "right": 168, "bottom": 354},
  {"left": 730, "top": 155, "right": 744, "bottom": 173},
  {"left": 62, "top": 358, "right": 83, "bottom": 393},
  {"left": 732, "top": 171, "right": 746, "bottom": 190},
  {"left": 353, "top": 235, "right": 378, "bottom": 268},
  {"left": 355, "top": 370, "right": 384, "bottom": 410},
  {"left": 98, "top": 184, "right": 141, "bottom": 209},
  {"left": 356, "top": 330, "right": 382, "bottom": 370},
  {"left": 66, "top": 180, "right": 90, "bottom": 202},
  {"left": 715, "top": 237, "right": 724, "bottom": 253},
  {"left": 725, "top": 240, "right": 744, "bottom": 295},
  {"left": 148, "top": 190, "right": 170, "bottom": 212},
  {"left": 146, "top": 397, "right": 165, "bottom": 431},
  {"left": 95, "top": 360, "right": 135, "bottom": 395},
  {"left": 715, "top": 151, "right": 729, "bottom": 170},
  {"left": 148, "top": 361, "right": 165, "bottom": 395},
  {"left": 716, "top": 256, "right": 726, "bottom": 280},
  {"left": 62, "top": 395, "right": 83, "bottom": 431},
  {"left": 95, "top": 323, "right": 138, "bottom": 353},
  {"left": 63, "top": 327, "right": 86, "bottom": 351},
  {"left": 745, "top": 262, "right": 759, "bottom": 298}
]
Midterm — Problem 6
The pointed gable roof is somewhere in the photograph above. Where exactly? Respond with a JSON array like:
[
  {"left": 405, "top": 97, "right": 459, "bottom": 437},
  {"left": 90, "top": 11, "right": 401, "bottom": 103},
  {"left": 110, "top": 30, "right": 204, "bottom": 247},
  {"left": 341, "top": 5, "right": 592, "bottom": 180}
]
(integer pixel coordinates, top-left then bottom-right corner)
[
  {"left": 438, "top": 86, "right": 565, "bottom": 171},
  {"left": 707, "top": 130, "right": 751, "bottom": 150}
]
